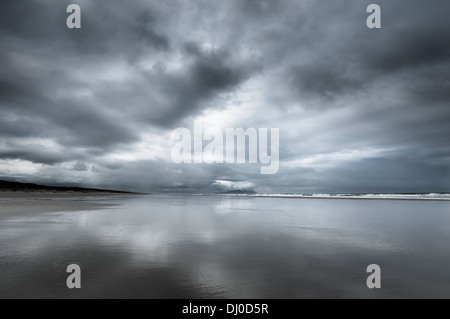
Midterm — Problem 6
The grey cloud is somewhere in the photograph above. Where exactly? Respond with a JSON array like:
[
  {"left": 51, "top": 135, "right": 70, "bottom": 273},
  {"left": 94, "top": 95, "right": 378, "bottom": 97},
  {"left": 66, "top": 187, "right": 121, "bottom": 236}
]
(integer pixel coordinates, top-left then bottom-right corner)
[
  {"left": 0, "top": 148, "right": 68, "bottom": 165},
  {"left": 0, "top": 1, "right": 170, "bottom": 57},
  {"left": 319, "top": 156, "right": 450, "bottom": 193},
  {"left": 359, "top": 27, "right": 450, "bottom": 73},
  {"left": 287, "top": 63, "right": 362, "bottom": 101},
  {"left": 0, "top": 116, "right": 46, "bottom": 138},
  {"left": 0, "top": 0, "right": 449, "bottom": 193},
  {"left": 276, "top": 1, "right": 450, "bottom": 105},
  {"left": 0, "top": 89, "right": 138, "bottom": 150},
  {"left": 53, "top": 101, "right": 138, "bottom": 148},
  {"left": 135, "top": 9, "right": 170, "bottom": 51},
  {"left": 73, "top": 161, "right": 88, "bottom": 171},
  {"left": 148, "top": 44, "right": 260, "bottom": 126},
  {"left": 238, "top": 0, "right": 287, "bottom": 19}
]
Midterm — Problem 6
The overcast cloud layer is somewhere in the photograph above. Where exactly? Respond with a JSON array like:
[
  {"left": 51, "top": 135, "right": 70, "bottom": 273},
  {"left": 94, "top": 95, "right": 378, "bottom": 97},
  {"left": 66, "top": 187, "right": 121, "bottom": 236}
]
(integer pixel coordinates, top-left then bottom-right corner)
[{"left": 0, "top": 0, "right": 449, "bottom": 193}]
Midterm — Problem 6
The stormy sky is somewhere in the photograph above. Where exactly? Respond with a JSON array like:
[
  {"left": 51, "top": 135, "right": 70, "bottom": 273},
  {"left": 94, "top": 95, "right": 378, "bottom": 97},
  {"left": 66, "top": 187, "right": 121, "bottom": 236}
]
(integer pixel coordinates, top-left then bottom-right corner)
[{"left": 0, "top": 0, "right": 449, "bottom": 193}]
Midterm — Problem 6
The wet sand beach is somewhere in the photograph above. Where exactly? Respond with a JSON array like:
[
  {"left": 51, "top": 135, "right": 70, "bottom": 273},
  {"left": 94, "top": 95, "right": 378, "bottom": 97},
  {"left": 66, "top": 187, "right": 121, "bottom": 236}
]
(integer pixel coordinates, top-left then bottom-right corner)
[
  {"left": 0, "top": 192, "right": 123, "bottom": 217},
  {"left": 1, "top": 193, "right": 450, "bottom": 298}
]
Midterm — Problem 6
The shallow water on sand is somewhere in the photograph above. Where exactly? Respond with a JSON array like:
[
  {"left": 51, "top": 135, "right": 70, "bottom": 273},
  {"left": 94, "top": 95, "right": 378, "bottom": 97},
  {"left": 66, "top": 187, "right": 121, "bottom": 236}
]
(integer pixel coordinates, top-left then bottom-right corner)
[{"left": 1, "top": 194, "right": 450, "bottom": 298}]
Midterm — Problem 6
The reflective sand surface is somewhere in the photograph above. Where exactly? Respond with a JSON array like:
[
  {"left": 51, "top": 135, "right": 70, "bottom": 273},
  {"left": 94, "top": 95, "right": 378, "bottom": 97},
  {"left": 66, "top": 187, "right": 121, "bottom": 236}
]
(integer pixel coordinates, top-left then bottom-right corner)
[{"left": 1, "top": 194, "right": 450, "bottom": 298}]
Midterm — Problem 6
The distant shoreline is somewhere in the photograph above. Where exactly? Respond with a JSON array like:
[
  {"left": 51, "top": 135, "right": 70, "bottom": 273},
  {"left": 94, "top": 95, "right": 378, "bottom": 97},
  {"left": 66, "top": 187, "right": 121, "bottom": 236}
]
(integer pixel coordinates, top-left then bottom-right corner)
[
  {"left": 1, "top": 180, "right": 448, "bottom": 201},
  {"left": 187, "top": 193, "right": 450, "bottom": 201},
  {"left": 0, "top": 180, "right": 143, "bottom": 195},
  {"left": 0, "top": 191, "right": 137, "bottom": 199}
]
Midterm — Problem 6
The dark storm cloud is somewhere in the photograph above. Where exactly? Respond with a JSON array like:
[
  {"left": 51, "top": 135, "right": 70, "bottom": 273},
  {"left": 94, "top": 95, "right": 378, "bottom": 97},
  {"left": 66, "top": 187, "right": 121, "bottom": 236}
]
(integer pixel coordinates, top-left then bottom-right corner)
[
  {"left": 288, "top": 64, "right": 362, "bottom": 101},
  {"left": 0, "top": 0, "right": 169, "bottom": 140},
  {"left": 279, "top": 0, "right": 450, "bottom": 106},
  {"left": 151, "top": 43, "right": 259, "bottom": 125},
  {"left": 0, "top": 116, "right": 45, "bottom": 138},
  {"left": 135, "top": 10, "right": 170, "bottom": 51},
  {"left": 317, "top": 156, "right": 450, "bottom": 193},
  {"left": 52, "top": 100, "right": 138, "bottom": 148},
  {"left": 239, "top": 0, "right": 286, "bottom": 18},
  {"left": 0, "top": 0, "right": 170, "bottom": 56},
  {"left": 0, "top": 148, "right": 67, "bottom": 165},
  {"left": 359, "top": 26, "right": 450, "bottom": 73},
  {"left": 0, "top": 0, "right": 449, "bottom": 192},
  {"left": 0, "top": 78, "right": 138, "bottom": 149}
]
